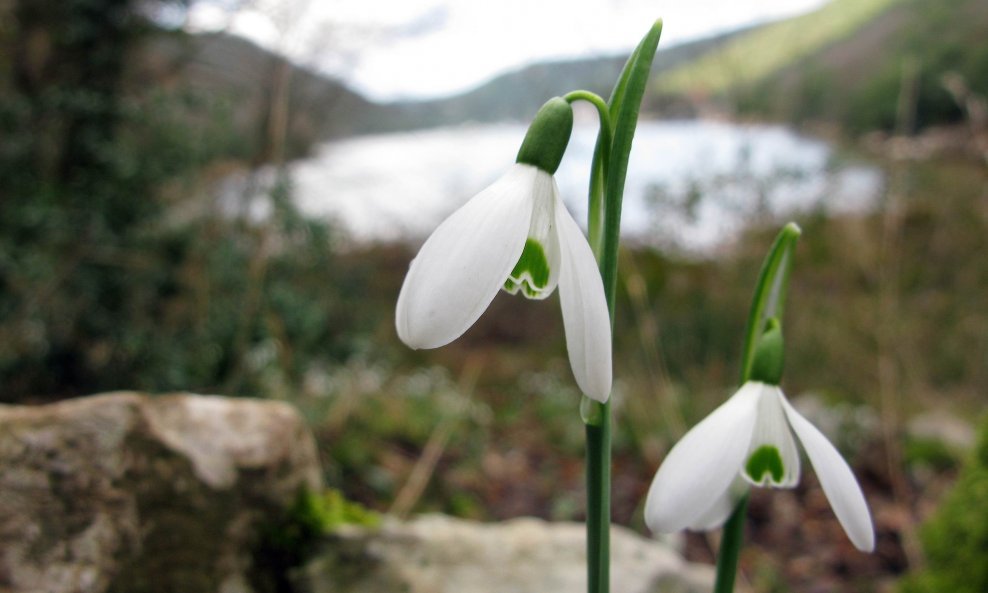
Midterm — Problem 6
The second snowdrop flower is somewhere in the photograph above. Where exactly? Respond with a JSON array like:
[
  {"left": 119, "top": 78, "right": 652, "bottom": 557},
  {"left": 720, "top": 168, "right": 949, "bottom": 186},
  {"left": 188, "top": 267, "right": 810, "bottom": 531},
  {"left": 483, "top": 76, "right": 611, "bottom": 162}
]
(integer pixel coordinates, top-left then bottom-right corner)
[
  {"left": 644, "top": 320, "right": 875, "bottom": 552},
  {"left": 395, "top": 98, "right": 612, "bottom": 401}
]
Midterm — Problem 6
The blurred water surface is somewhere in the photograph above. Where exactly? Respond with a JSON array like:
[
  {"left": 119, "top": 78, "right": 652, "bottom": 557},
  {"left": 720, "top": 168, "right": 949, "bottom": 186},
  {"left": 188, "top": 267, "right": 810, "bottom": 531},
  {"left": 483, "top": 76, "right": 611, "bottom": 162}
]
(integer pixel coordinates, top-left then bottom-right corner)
[{"left": 234, "top": 120, "right": 882, "bottom": 252}]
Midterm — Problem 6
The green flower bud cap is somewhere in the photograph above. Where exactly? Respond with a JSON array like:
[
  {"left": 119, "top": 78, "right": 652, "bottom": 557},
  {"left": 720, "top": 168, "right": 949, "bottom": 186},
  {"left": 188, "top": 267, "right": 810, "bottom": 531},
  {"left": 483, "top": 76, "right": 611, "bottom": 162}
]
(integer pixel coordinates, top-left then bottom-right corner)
[
  {"left": 515, "top": 97, "right": 573, "bottom": 174},
  {"left": 750, "top": 317, "right": 785, "bottom": 385}
]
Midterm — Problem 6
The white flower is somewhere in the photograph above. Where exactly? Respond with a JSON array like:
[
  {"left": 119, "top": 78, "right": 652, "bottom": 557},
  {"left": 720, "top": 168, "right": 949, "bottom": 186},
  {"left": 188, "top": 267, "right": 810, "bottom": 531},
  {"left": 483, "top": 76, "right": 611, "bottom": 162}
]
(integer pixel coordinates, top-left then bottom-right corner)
[
  {"left": 644, "top": 381, "right": 875, "bottom": 552},
  {"left": 395, "top": 162, "right": 612, "bottom": 402}
]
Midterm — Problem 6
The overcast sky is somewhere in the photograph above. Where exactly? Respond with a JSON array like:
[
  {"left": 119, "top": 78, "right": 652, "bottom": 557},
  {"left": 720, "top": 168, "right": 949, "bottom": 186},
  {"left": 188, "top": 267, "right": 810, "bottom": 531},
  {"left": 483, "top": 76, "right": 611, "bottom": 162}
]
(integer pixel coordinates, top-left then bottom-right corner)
[{"left": 186, "top": 0, "right": 829, "bottom": 100}]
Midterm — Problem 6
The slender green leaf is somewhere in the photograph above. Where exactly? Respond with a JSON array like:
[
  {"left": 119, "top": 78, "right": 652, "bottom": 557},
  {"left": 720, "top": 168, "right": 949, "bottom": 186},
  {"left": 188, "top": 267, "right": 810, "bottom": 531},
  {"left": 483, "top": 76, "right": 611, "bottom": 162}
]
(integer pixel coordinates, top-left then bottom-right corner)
[
  {"left": 600, "top": 20, "right": 663, "bottom": 318},
  {"left": 714, "top": 222, "right": 800, "bottom": 593},
  {"left": 739, "top": 222, "right": 801, "bottom": 383},
  {"left": 585, "top": 21, "right": 663, "bottom": 593}
]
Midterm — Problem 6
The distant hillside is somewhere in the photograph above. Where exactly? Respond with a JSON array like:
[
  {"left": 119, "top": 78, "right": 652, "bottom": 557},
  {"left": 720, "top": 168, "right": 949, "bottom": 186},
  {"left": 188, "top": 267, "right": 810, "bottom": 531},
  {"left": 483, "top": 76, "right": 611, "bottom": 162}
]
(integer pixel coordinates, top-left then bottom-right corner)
[
  {"left": 658, "top": 0, "right": 904, "bottom": 95},
  {"left": 747, "top": 0, "right": 988, "bottom": 132},
  {"left": 131, "top": 27, "right": 758, "bottom": 150},
  {"left": 131, "top": 0, "right": 988, "bottom": 155},
  {"left": 655, "top": 0, "right": 988, "bottom": 133},
  {"left": 376, "top": 27, "right": 755, "bottom": 131},
  {"left": 133, "top": 31, "right": 380, "bottom": 159}
]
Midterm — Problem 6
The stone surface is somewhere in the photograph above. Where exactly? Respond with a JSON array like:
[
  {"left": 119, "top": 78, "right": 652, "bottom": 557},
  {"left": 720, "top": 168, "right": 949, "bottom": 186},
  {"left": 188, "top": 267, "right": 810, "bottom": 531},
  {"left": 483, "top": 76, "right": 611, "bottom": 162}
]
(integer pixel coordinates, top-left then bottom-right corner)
[
  {"left": 907, "top": 409, "right": 977, "bottom": 451},
  {"left": 293, "top": 514, "right": 714, "bottom": 593},
  {"left": 0, "top": 392, "right": 322, "bottom": 593}
]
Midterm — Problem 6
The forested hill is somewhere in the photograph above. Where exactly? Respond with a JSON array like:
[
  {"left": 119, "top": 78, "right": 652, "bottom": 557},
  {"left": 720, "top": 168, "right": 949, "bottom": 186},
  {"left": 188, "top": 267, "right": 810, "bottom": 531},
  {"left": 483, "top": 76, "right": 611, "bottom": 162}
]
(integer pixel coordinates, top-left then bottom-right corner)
[
  {"left": 370, "top": 26, "right": 755, "bottom": 131},
  {"left": 134, "top": 31, "right": 376, "bottom": 159},
  {"left": 655, "top": 0, "right": 988, "bottom": 133},
  {"left": 135, "top": 26, "right": 752, "bottom": 153},
  {"left": 140, "top": 0, "right": 988, "bottom": 157}
]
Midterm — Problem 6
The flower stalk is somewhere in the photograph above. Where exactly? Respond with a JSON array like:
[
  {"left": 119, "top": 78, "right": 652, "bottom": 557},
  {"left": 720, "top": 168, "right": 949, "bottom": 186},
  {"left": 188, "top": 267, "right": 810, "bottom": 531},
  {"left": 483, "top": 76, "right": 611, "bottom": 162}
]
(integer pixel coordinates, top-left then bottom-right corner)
[
  {"left": 571, "top": 20, "right": 663, "bottom": 593},
  {"left": 641, "top": 221, "right": 877, "bottom": 591},
  {"left": 394, "top": 19, "right": 664, "bottom": 593},
  {"left": 713, "top": 223, "right": 801, "bottom": 592},
  {"left": 713, "top": 495, "right": 749, "bottom": 593}
]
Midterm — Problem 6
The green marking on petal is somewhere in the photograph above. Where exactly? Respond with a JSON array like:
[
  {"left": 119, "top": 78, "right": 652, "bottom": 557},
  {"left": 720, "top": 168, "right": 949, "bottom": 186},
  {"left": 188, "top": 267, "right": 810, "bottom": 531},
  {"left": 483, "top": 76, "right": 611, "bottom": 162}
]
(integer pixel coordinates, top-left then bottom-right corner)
[
  {"left": 745, "top": 445, "right": 785, "bottom": 484},
  {"left": 504, "top": 238, "right": 551, "bottom": 298}
]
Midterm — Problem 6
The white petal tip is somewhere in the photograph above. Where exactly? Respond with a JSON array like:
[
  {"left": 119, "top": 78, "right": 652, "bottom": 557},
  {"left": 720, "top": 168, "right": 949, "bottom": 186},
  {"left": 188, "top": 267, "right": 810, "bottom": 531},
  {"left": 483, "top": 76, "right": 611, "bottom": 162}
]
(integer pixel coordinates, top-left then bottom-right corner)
[
  {"left": 395, "top": 318, "right": 437, "bottom": 350},
  {"left": 780, "top": 396, "right": 876, "bottom": 555},
  {"left": 570, "top": 366, "right": 611, "bottom": 404},
  {"left": 855, "top": 533, "right": 876, "bottom": 553},
  {"left": 582, "top": 383, "right": 611, "bottom": 403},
  {"left": 643, "top": 517, "right": 671, "bottom": 535},
  {"left": 847, "top": 521, "right": 876, "bottom": 553}
]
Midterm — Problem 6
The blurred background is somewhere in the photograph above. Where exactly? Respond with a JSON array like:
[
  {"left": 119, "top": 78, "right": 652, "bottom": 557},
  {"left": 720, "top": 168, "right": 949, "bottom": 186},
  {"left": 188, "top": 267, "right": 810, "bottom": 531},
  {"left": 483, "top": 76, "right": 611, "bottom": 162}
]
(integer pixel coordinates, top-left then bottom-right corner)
[{"left": 1, "top": 0, "right": 986, "bottom": 590}]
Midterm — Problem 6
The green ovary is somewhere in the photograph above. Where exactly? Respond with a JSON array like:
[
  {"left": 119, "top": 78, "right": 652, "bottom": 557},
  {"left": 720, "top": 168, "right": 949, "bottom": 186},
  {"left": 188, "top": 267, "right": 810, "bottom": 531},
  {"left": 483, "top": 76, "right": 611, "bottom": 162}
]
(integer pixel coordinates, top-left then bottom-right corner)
[
  {"left": 745, "top": 445, "right": 785, "bottom": 484},
  {"left": 504, "top": 238, "right": 550, "bottom": 298}
]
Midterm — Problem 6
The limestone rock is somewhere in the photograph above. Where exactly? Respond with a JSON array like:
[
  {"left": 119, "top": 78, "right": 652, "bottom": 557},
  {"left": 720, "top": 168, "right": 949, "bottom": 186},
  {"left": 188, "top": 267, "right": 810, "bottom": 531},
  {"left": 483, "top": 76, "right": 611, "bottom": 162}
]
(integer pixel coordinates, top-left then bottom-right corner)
[
  {"left": 0, "top": 392, "right": 322, "bottom": 593},
  {"left": 907, "top": 409, "right": 976, "bottom": 451},
  {"left": 293, "top": 514, "right": 713, "bottom": 593}
]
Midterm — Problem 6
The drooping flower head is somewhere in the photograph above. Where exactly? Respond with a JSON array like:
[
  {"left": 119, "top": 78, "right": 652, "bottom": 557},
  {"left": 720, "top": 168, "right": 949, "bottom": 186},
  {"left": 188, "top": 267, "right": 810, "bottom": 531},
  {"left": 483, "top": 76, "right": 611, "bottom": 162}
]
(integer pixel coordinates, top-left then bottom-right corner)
[
  {"left": 644, "top": 320, "right": 875, "bottom": 552},
  {"left": 395, "top": 98, "right": 612, "bottom": 402}
]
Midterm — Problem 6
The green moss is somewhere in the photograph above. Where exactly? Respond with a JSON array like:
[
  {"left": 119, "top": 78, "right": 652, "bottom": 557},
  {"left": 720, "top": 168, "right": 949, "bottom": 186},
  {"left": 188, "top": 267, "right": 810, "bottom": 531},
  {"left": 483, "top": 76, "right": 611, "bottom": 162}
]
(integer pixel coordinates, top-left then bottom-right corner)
[
  {"left": 309, "top": 488, "right": 382, "bottom": 531},
  {"left": 253, "top": 489, "right": 381, "bottom": 593},
  {"left": 900, "top": 414, "right": 988, "bottom": 593}
]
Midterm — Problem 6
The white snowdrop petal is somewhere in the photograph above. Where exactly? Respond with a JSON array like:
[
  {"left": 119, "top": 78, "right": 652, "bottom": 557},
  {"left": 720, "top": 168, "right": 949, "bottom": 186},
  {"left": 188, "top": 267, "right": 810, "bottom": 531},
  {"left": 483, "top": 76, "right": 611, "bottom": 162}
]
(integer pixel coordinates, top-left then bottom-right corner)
[
  {"left": 686, "top": 476, "right": 749, "bottom": 531},
  {"left": 504, "top": 174, "right": 561, "bottom": 300},
  {"left": 743, "top": 384, "right": 801, "bottom": 488},
  {"left": 644, "top": 382, "right": 761, "bottom": 534},
  {"left": 781, "top": 397, "right": 876, "bottom": 552},
  {"left": 553, "top": 188, "right": 612, "bottom": 401},
  {"left": 395, "top": 164, "right": 536, "bottom": 349}
]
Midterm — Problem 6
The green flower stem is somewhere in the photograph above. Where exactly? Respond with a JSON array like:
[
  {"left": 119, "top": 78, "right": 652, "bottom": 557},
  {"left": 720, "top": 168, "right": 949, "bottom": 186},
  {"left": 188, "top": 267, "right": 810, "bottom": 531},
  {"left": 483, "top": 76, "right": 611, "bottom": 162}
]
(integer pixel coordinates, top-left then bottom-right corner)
[
  {"left": 712, "top": 222, "right": 802, "bottom": 593},
  {"left": 584, "top": 400, "right": 611, "bottom": 593},
  {"left": 564, "top": 90, "right": 612, "bottom": 259},
  {"left": 713, "top": 494, "right": 749, "bottom": 593},
  {"left": 579, "top": 20, "right": 663, "bottom": 593}
]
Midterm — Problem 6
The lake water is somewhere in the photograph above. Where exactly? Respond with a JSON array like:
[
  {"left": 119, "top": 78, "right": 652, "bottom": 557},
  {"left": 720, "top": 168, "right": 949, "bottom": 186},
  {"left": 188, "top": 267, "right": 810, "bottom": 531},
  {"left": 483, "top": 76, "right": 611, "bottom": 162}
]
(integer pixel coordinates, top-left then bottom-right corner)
[{"left": 235, "top": 119, "right": 882, "bottom": 252}]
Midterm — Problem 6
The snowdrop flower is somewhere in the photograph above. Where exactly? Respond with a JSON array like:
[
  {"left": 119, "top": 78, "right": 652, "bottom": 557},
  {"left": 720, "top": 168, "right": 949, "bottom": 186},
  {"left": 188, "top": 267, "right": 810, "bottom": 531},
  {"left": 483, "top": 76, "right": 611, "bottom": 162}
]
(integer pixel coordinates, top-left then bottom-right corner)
[
  {"left": 644, "top": 325, "right": 875, "bottom": 552},
  {"left": 395, "top": 98, "right": 612, "bottom": 401}
]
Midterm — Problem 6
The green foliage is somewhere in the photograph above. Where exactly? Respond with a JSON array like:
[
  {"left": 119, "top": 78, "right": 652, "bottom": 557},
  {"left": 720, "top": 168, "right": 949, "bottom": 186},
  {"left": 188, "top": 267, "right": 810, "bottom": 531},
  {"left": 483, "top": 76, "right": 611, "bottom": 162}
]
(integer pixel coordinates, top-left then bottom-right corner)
[
  {"left": 904, "top": 437, "right": 961, "bottom": 473},
  {"left": 900, "top": 415, "right": 988, "bottom": 593},
  {"left": 0, "top": 0, "right": 387, "bottom": 400},
  {"left": 0, "top": 0, "right": 244, "bottom": 399}
]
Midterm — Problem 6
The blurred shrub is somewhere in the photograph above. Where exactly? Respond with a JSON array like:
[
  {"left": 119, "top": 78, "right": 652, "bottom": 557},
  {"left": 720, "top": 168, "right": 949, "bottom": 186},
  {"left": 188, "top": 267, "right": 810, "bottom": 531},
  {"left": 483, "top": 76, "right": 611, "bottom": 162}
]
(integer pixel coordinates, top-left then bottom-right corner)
[
  {"left": 903, "top": 437, "right": 961, "bottom": 473},
  {"left": 900, "top": 414, "right": 988, "bottom": 593},
  {"left": 0, "top": 0, "right": 394, "bottom": 401}
]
